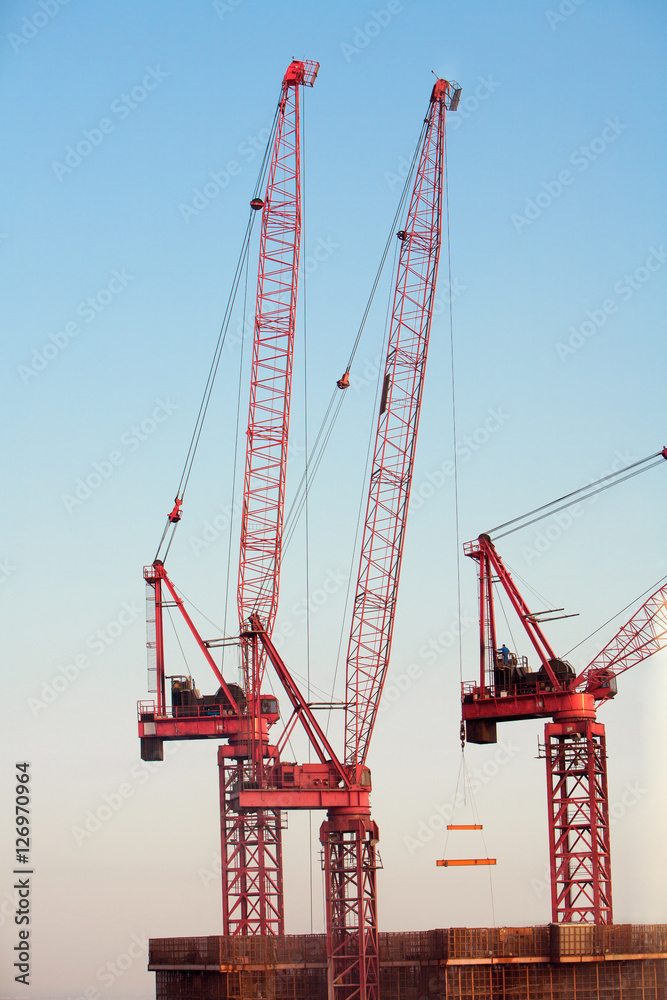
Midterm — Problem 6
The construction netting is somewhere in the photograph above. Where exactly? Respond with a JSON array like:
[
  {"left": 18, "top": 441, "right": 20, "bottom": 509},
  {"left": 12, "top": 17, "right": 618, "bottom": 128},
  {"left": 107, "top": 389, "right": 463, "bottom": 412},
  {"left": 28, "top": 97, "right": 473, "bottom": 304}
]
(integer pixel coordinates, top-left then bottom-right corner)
[{"left": 151, "top": 926, "right": 667, "bottom": 1000}]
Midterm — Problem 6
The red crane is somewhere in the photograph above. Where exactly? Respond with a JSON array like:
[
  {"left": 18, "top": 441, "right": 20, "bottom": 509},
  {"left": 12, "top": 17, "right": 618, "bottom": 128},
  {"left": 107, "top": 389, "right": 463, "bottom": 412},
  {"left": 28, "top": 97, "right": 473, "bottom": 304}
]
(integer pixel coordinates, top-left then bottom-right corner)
[
  {"left": 234, "top": 75, "right": 459, "bottom": 999},
  {"left": 222, "top": 55, "right": 319, "bottom": 936},
  {"left": 138, "top": 70, "right": 460, "bottom": 1000},
  {"left": 461, "top": 532, "right": 667, "bottom": 924},
  {"left": 140, "top": 57, "right": 318, "bottom": 937}
]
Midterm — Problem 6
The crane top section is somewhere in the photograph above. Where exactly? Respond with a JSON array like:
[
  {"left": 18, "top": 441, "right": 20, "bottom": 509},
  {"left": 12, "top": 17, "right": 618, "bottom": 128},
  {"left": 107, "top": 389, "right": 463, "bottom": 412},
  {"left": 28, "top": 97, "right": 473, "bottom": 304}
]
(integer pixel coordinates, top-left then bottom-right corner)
[
  {"left": 431, "top": 77, "right": 462, "bottom": 109},
  {"left": 283, "top": 59, "right": 319, "bottom": 88}
]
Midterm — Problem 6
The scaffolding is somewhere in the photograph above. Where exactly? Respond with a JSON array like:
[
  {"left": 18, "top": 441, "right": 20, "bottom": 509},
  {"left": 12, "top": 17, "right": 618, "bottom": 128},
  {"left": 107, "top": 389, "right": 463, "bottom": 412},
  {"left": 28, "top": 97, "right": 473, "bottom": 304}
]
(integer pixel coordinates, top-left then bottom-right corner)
[{"left": 150, "top": 925, "right": 666, "bottom": 999}]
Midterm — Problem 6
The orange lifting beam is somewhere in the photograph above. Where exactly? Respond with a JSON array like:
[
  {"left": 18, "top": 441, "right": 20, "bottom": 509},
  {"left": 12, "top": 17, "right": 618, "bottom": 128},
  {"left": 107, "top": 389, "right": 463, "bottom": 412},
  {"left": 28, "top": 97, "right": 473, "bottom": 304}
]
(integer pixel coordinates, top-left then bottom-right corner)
[
  {"left": 436, "top": 858, "right": 497, "bottom": 867},
  {"left": 447, "top": 824, "right": 483, "bottom": 830}
]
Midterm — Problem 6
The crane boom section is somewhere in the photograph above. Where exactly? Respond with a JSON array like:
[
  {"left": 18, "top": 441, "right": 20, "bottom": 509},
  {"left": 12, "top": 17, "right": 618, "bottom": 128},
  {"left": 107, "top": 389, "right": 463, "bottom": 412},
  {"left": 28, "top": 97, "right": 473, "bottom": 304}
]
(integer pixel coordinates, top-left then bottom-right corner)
[
  {"left": 238, "top": 61, "right": 318, "bottom": 636},
  {"left": 344, "top": 79, "right": 454, "bottom": 771},
  {"left": 581, "top": 582, "right": 667, "bottom": 685}
]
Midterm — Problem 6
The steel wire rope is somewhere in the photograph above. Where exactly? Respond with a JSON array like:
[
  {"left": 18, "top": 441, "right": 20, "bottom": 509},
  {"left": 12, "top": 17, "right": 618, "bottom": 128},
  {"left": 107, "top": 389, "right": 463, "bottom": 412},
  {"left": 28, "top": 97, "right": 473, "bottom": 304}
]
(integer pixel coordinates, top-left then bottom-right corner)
[
  {"left": 154, "top": 99, "right": 282, "bottom": 564},
  {"left": 503, "top": 562, "right": 561, "bottom": 621},
  {"left": 488, "top": 451, "right": 665, "bottom": 541},
  {"left": 440, "top": 753, "right": 497, "bottom": 926},
  {"left": 325, "top": 234, "right": 402, "bottom": 739},
  {"left": 171, "top": 576, "right": 334, "bottom": 700},
  {"left": 440, "top": 101, "right": 496, "bottom": 920},
  {"left": 221, "top": 245, "right": 251, "bottom": 675},
  {"left": 249, "top": 119, "right": 428, "bottom": 631},
  {"left": 496, "top": 590, "right": 518, "bottom": 661},
  {"left": 443, "top": 108, "right": 465, "bottom": 700},
  {"left": 564, "top": 571, "right": 667, "bottom": 659},
  {"left": 166, "top": 606, "right": 193, "bottom": 678},
  {"left": 460, "top": 755, "right": 497, "bottom": 926},
  {"left": 270, "top": 119, "right": 426, "bottom": 553},
  {"left": 173, "top": 586, "right": 227, "bottom": 635},
  {"left": 316, "top": 122, "right": 428, "bottom": 736},
  {"left": 299, "top": 87, "right": 315, "bottom": 934}
]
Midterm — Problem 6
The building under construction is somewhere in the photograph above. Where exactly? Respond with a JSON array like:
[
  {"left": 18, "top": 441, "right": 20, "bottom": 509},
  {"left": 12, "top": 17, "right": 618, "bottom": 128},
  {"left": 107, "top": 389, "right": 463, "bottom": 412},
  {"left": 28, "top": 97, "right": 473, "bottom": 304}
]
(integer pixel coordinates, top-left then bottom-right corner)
[{"left": 149, "top": 925, "right": 667, "bottom": 999}]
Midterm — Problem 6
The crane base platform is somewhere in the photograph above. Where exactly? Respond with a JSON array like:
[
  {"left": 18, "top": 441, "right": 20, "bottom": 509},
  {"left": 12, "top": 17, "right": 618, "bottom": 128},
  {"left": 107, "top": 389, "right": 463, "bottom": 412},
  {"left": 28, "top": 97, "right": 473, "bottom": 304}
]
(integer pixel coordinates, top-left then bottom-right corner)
[{"left": 149, "top": 923, "right": 666, "bottom": 999}]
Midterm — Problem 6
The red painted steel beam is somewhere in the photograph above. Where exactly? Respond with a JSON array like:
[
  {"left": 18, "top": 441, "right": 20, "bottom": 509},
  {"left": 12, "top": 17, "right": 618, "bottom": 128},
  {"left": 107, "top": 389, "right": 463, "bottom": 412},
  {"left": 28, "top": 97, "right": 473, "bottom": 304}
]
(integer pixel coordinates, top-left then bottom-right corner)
[
  {"left": 466, "top": 536, "right": 562, "bottom": 688},
  {"left": 234, "top": 788, "right": 371, "bottom": 811},
  {"left": 237, "top": 60, "right": 318, "bottom": 637},
  {"left": 146, "top": 562, "right": 242, "bottom": 713},
  {"left": 577, "top": 581, "right": 667, "bottom": 687},
  {"left": 344, "top": 78, "right": 456, "bottom": 775},
  {"left": 544, "top": 719, "right": 612, "bottom": 924},
  {"left": 326, "top": 78, "right": 459, "bottom": 1000},
  {"left": 461, "top": 689, "right": 596, "bottom": 724},
  {"left": 252, "top": 614, "right": 350, "bottom": 785}
]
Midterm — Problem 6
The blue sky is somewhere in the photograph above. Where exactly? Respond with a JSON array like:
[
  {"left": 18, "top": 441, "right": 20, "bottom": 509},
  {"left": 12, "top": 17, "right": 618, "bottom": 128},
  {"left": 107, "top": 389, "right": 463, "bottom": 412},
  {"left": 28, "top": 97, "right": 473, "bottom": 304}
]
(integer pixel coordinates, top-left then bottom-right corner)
[{"left": 1, "top": 1, "right": 666, "bottom": 997}]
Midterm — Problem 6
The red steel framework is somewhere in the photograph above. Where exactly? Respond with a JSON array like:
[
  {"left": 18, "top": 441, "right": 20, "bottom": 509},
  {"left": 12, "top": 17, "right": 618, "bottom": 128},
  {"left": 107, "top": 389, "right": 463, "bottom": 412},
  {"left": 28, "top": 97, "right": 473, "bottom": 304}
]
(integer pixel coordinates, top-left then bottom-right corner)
[
  {"left": 138, "top": 71, "right": 460, "bottom": 1000},
  {"left": 461, "top": 533, "right": 667, "bottom": 925},
  {"left": 322, "top": 77, "right": 457, "bottom": 1000},
  {"left": 238, "top": 58, "right": 318, "bottom": 634},
  {"left": 228, "top": 57, "right": 318, "bottom": 936}
]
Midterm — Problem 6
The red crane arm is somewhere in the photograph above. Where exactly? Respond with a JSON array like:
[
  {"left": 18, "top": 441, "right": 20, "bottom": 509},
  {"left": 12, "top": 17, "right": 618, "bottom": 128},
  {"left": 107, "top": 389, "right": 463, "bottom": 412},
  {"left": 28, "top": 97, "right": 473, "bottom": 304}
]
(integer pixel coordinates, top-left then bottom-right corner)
[
  {"left": 578, "top": 582, "right": 667, "bottom": 687},
  {"left": 465, "top": 534, "right": 562, "bottom": 689},
  {"left": 343, "top": 79, "right": 458, "bottom": 771},
  {"left": 237, "top": 60, "right": 319, "bottom": 634}
]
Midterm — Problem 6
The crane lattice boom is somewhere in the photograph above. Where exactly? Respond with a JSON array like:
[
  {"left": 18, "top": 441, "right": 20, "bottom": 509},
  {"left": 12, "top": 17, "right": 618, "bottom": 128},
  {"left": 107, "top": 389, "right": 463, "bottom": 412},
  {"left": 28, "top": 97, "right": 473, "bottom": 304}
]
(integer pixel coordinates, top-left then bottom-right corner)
[
  {"left": 344, "top": 78, "right": 456, "bottom": 772},
  {"left": 238, "top": 60, "right": 318, "bottom": 636},
  {"left": 581, "top": 583, "right": 667, "bottom": 687}
]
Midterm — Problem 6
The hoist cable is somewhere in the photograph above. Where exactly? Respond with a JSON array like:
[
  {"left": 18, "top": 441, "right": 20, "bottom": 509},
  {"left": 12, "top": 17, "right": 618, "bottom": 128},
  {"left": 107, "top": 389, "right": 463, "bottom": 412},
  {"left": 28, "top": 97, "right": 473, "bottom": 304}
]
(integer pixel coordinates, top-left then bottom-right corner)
[
  {"left": 341, "top": 118, "right": 429, "bottom": 373},
  {"left": 488, "top": 451, "right": 665, "bottom": 540},
  {"left": 282, "top": 116, "right": 425, "bottom": 545},
  {"left": 250, "top": 116, "right": 426, "bottom": 623},
  {"left": 166, "top": 607, "right": 192, "bottom": 678},
  {"left": 564, "top": 571, "right": 667, "bottom": 658},
  {"left": 153, "top": 96, "right": 282, "bottom": 564},
  {"left": 327, "top": 236, "right": 402, "bottom": 735},
  {"left": 222, "top": 250, "right": 251, "bottom": 674},
  {"left": 441, "top": 753, "right": 496, "bottom": 925},
  {"left": 300, "top": 89, "right": 315, "bottom": 935},
  {"left": 443, "top": 112, "right": 464, "bottom": 697}
]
